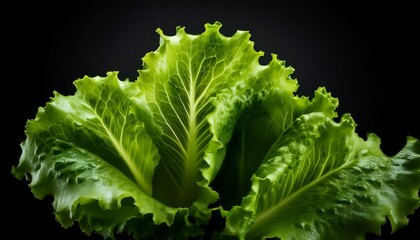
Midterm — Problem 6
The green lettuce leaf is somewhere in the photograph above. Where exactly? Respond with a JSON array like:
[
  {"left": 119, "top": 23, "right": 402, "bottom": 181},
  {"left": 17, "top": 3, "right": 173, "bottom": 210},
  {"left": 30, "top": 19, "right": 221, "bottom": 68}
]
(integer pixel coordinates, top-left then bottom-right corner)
[
  {"left": 222, "top": 112, "right": 420, "bottom": 239},
  {"left": 136, "top": 22, "right": 263, "bottom": 209},
  {"left": 12, "top": 73, "right": 187, "bottom": 238},
  {"left": 12, "top": 21, "right": 420, "bottom": 239}
]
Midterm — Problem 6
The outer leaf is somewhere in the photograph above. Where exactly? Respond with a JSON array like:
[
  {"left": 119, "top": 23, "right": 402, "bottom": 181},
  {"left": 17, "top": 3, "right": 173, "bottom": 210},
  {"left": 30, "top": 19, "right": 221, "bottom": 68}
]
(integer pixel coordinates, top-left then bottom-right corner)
[
  {"left": 12, "top": 72, "right": 181, "bottom": 238},
  {"left": 223, "top": 112, "right": 420, "bottom": 239},
  {"left": 208, "top": 59, "right": 339, "bottom": 208}
]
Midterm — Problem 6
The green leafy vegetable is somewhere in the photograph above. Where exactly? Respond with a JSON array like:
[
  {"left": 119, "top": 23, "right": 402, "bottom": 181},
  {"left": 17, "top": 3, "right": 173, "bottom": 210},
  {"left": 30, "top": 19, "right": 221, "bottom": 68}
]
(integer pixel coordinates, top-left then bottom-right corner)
[{"left": 12, "top": 21, "right": 420, "bottom": 239}]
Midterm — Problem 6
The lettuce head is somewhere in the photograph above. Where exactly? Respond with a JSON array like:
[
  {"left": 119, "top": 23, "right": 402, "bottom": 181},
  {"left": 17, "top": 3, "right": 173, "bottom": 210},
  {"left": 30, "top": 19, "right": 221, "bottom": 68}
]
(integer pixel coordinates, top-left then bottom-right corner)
[{"left": 12, "top": 21, "right": 420, "bottom": 239}]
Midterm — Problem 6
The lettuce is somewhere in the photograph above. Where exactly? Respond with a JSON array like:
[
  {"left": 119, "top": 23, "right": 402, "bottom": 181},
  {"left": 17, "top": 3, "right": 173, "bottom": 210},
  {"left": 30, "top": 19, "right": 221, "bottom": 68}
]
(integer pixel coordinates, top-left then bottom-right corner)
[{"left": 12, "top": 21, "right": 420, "bottom": 239}]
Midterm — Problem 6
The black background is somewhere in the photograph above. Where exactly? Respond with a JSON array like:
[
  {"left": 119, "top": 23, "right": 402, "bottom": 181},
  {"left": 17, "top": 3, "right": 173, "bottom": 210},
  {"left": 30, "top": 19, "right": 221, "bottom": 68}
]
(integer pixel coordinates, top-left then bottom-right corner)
[{"left": 3, "top": 1, "right": 419, "bottom": 239}]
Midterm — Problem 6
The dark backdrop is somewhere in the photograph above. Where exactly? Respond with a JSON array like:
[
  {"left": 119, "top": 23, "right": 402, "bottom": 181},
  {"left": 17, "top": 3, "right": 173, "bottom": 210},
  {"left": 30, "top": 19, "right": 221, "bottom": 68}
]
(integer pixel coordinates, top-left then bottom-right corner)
[{"left": 4, "top": 1, "right": 419, "bottom": 239}]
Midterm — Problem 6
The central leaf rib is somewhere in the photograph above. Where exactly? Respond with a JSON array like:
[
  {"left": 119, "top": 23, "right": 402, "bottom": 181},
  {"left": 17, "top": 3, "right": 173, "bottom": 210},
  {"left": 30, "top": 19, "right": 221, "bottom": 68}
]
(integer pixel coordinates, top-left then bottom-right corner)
[{"left": 177, "top": 62, "right": 201, "bottom": 205}]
